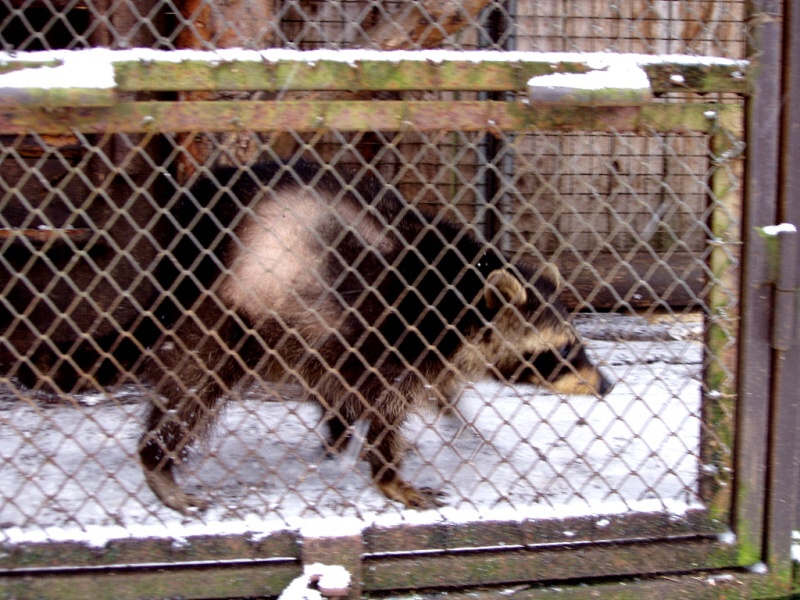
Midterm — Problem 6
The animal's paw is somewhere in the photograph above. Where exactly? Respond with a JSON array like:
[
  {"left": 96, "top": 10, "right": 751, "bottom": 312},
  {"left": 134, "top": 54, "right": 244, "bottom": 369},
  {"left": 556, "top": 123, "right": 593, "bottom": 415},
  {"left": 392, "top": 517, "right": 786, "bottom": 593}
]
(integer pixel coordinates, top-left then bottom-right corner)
[
  {"left": 378, "top": 479, "right": 446, "bottom": 509},
  {"left": 144, "top": 469, "right": 209, "bottom": 515},
  {"left": 407, "top": 486, "right": 447, "bottom": 509}
]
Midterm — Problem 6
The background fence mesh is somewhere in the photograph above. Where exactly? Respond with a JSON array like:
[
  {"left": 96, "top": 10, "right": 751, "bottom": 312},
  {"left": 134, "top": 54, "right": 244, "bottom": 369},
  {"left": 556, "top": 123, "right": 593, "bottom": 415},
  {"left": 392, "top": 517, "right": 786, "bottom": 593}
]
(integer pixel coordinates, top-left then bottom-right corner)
[{"left": 0, "top": 1, "right": 744, "bottom": 536}]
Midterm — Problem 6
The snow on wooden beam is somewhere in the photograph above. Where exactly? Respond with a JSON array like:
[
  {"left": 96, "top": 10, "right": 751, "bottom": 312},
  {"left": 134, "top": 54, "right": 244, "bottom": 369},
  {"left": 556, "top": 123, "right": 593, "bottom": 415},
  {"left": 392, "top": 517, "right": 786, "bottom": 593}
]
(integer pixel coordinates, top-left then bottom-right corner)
[
  {"left": 0, "top": 49, "right": 750, "bottom": 102},
  {"left": 527, "top": 61, "right": 653, "bottom": 106}
]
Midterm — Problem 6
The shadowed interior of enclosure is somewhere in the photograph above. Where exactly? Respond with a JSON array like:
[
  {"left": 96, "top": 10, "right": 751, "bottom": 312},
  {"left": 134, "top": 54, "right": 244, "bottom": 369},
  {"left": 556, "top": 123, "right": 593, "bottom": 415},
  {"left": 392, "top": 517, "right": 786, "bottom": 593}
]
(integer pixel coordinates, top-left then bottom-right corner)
[
  {"left": 0, "top": 129, "right": 737, "bottom": 534},
  {"left": 0, "top": 0, "right": 750, "bottom": 597}
]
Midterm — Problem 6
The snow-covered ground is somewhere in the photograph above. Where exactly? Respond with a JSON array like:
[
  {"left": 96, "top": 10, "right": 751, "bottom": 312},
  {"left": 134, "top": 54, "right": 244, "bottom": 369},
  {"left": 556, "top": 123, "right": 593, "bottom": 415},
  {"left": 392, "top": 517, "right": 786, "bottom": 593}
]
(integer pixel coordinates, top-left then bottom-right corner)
[{"left": 0, "top": 314, "right": 705, "bottom": 547}]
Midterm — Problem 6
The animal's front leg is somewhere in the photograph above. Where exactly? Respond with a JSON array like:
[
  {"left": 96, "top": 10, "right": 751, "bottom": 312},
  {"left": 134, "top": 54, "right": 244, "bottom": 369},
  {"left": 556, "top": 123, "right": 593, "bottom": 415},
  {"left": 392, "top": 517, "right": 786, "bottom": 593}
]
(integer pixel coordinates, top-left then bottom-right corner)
[{"left": 364, "top": 411, "right": 445, "bottom": 509}]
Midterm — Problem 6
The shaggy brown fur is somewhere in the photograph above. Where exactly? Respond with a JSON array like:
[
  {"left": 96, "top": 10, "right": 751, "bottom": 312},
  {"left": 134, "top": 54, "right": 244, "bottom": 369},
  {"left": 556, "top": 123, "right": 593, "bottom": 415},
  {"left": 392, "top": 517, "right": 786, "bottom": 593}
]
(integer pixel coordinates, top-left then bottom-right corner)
[{"left": 139, "top": 160, "right": 613, "bottom": 514}]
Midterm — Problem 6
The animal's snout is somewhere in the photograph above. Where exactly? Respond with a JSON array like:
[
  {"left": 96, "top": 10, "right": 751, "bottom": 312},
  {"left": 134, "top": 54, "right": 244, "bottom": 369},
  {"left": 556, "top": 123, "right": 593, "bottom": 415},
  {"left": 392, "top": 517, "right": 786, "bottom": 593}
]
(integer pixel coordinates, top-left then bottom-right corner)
[{"left": 598, "top": 374, "right": 615, "bottom": 396}]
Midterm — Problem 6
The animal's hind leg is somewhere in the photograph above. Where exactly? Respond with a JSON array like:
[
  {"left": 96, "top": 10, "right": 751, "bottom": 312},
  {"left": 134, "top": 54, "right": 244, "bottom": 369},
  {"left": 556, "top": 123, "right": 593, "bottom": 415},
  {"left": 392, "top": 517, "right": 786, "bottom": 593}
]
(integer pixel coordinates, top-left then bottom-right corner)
[
  {"left": 319, "top": 394, "right": 364, "bottom": 454},
  {"left": 140, "top": 340, "right": 244, "bottom": 514},
  {"left": 310, "top": 376, "right": 364, "bottom": 454},
  {"left": 321, "top": 411, "right": 352, "bottom": 454}
]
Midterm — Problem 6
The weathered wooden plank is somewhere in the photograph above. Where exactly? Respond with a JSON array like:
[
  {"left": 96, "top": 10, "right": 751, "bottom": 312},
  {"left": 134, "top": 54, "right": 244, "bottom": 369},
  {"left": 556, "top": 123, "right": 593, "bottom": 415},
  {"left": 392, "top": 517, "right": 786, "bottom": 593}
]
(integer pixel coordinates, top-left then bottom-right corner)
[
  {"left": 113, "top": 56, "right": 557, "bottom": 93},
  {"left": 702, "top": 125, "right": 743, "bottom": 519},
  {"left": 0, "top": 530, "right": 299, "bottom": 570},
  {"left": 0, "top": 560, "right": 299, "bottom": 600},
  {"left": 0, "top": 101, "right": 742, "bottom": 135},
  {"left": 0, "top": 510, "right": 720, "bottom": 574},
  {"left": 0, "top": 51, "right": 750, "bottom": 96},
  {"left": 364, "top": 508, "right": 719, "bottom": 555},
  {"left": 772, "top": 0, "right": 800, "bottom": 581},
  {"left": 0, "top": 86, "right": 116, "bottom": 107},
  {"left": 0, "top": 538, "right": 753, "bottom": 599},
  {"left": 113, "top": 58, "right": 747, "bottom": 94},
  {"left": 362, "top": 537, "right": 738, "bottom": 592},
  {"left": 385, "top": 570, "right": 772, "bottom": 600},
  {"left": 734, "top": 0, "right": 783, "bottom": 570}
]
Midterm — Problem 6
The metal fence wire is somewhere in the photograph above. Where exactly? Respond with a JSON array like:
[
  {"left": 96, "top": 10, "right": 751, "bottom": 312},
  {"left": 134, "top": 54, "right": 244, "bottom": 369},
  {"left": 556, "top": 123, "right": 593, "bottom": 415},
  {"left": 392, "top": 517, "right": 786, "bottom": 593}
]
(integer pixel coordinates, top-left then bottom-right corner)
[
  {"left": 0, "top": 0, "right": 751, "bottom": 597},
  {"left": 0, "top": 123, "right": 741, "bottom": 522},
  {"left": 0, "top": 0, "right": 746, "bottom": 54}
]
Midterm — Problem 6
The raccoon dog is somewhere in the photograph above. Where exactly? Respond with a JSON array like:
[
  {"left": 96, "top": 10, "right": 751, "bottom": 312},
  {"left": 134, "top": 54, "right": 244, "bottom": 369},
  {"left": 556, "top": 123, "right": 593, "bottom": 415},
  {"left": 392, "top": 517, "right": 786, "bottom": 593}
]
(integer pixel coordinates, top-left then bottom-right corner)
[{"left": 140, "top": 160, "right": 613, "bottom": 514}]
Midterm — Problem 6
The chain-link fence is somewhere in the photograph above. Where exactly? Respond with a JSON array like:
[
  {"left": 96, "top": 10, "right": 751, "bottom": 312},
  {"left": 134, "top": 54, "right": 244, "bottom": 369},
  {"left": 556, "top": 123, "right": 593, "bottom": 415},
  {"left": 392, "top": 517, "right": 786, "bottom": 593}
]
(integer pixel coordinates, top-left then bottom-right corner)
[
  {"left": 0, "top": 1, "right": 760, "bottom": 598},
  {"left": 1, "top": 0, "right": 747, "bottom": 54}
]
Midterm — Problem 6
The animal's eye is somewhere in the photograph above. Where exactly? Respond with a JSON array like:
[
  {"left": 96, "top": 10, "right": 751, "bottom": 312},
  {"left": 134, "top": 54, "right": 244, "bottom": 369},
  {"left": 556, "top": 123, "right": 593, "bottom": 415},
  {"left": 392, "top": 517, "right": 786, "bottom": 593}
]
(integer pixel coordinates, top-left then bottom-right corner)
[{"left": 559, "top": 344, "right": 572, "bottom": 359}]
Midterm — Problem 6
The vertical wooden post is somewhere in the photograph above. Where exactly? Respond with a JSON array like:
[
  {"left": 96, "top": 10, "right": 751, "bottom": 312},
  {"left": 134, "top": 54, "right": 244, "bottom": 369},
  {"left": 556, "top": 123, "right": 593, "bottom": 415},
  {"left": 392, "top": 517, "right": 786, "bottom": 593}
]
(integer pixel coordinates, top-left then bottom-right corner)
[
  {"left": 703, "top": 118, "right": 743, "bottom": 518},
  {"left": 763, "top": 0, "right": 800, "bottom": 585},
  {"left": 735, "top": 0, "right": 783, "bottom": 569}
]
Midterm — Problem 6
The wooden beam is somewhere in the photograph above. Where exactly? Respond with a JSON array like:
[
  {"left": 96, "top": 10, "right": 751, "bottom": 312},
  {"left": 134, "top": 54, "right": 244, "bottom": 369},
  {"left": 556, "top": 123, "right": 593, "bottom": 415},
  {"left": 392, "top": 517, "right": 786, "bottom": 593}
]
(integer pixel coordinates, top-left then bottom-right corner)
[{"left": 0, "top": 101, "right": 742, "bottom": 135}]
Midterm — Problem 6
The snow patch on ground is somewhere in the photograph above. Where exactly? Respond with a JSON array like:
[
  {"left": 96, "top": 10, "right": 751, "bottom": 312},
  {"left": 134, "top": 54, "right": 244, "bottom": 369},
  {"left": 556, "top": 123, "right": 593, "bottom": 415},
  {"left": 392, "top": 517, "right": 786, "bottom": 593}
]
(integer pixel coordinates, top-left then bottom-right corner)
[{"left": 0, "top": 315, "right": 706, "bottom": 547}]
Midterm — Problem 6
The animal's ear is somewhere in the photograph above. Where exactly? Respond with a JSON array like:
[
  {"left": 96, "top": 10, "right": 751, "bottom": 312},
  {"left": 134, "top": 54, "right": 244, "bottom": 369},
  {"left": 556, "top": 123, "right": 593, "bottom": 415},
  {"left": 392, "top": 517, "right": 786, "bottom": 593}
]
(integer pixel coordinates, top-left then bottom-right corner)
[
  {"left": 541, "top": 263, "right": 563, "bottom": 290},
  {"left": 485, "top": 269, "right": 526, "bottom": 309}
]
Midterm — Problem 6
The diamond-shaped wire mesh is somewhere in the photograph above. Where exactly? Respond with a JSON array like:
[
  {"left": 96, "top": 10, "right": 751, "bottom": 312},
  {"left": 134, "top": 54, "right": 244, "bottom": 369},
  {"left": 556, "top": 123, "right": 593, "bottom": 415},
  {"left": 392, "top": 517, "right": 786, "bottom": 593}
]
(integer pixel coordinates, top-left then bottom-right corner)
[
  {"left": 0, "top": 124, "right": 741, "bottom": 531},
  {"left": 1, "top": 0, "right": 746, "bottom": 54},
  {"left": 0, "top": 1, "right": 744, "bottom": 543}
]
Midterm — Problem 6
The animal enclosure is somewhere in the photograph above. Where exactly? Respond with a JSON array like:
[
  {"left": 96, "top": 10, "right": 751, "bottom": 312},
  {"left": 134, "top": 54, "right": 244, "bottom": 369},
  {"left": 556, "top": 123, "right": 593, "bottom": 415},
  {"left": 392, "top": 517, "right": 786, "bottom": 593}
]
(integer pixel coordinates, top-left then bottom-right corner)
[{"left": 1, "top": 1, "right": 798, "bottom": 599}]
